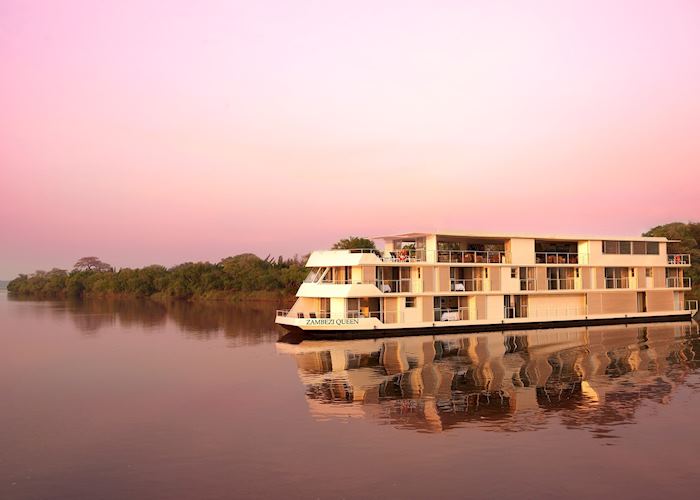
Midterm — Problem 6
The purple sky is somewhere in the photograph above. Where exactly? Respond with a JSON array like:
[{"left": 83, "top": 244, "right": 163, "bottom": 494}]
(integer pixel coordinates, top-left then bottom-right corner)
[{"left": 1, "top": 0, "right": 699, "bottom": 277}]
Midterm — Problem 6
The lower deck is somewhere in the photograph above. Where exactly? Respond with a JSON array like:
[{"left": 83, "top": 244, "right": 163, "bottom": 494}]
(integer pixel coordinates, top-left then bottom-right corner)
[
  {"left": 276, "top": 291, "right": 697, "bottom": 338},
  {"left": 278, "top": 311, "right": 693, "bottom": 339}
]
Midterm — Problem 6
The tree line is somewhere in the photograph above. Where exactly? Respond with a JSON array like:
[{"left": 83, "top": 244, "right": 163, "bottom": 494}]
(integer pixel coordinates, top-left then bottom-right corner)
[
  {"left": 7, "top": 227, "right": 698, "bottom": 301},
  {"left": 6, "top": 236, "right": 375, "bottom": 301}
]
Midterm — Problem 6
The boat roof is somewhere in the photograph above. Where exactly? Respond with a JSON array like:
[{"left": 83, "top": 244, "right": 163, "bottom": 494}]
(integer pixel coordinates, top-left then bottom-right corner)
[{"left": 373, "top": 230, "right": 677, "bottom": 243}]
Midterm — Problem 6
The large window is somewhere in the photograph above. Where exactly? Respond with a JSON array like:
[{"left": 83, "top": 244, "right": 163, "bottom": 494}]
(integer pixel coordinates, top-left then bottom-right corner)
[
  {"left": 605, "top": 268, "right": 629, "bottom": 289},
  {"left": 603, "top": 240, "right": 659, "bottom": 255},
  {"left": 547, "top": 268, "right": 575, "bottom": 290}
]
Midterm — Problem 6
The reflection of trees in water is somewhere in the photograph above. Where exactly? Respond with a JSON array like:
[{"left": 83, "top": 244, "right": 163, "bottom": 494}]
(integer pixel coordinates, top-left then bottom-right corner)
[
  {"left": 48, "top": 298, "right": 283, "bottom": 345},
  {"left": 287, "top": 323, "right": 700, "bottom": 434}
]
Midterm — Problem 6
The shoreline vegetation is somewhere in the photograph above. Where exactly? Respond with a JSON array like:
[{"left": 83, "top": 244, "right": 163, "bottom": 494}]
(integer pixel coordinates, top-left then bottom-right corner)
[
  {"left": 6, "top": 237, "right": 376, "bottom": 302},
  {"left": 7, "top": 227, "right": 699, "bottom": 302}
]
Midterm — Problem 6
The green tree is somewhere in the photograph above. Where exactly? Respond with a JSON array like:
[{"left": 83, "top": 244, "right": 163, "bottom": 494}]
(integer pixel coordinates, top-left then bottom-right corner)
[
  {"left": 643, "top": 221, "right": 699, "bottom": 301},
  {"left": 332, "top": 236, "right": 376, "bottom": 250},
  {"left": 74, "top": 257, "right": 113, "bottom": 272}
]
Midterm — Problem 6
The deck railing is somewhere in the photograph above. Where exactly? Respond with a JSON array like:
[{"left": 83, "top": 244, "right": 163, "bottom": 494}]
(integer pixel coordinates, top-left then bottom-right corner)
[
  {"left": 547, "top": 278, "right": 576, "bottom": 290},
  {"left": 437, "top": 250, "right": 507, "bottom": 264},
  {"left": 434, "top": 307, "right": 469, "bottom": 321},
  {"left": 686, "top": 300, "right": 699, "bottom": 313},
  {"left": 668, "top": 254, "right": 691, "bottom": 265},
  {"left": 376, "top": 279, "right": 412, "bottom": 293},
  {"left": 520, "top": 278, "right": 537, "bottom": 291},
  {"left": 535, "top": 252, "right": 581, "bottom": 264},
  {"left": 504, "top": 305, "right": 528, "bottom": 319},
  {"left": 450, "top": 278, "right": 483, "bottom": 292},
  {"left": 667, "top": 277, "right": 691, "bottom": 288},
  {"left": 605, "top": 277, "right": 629, "bottom": 289}
]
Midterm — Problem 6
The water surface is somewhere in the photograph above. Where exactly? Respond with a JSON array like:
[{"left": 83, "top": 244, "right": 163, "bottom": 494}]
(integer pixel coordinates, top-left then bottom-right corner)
[{"left": 2, "top": 293, "right": 700, "bottom": 499}]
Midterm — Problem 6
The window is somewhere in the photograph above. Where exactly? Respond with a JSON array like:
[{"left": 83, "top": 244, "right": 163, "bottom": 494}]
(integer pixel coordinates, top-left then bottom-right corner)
[
  {"left": 631, "top": 268, "right": 635, "bottom": 277},
  {"left": 484, "top": 268, "right": 489, "bottom": 278},
  {"left": 646, "top": 268, "right": 653, "bottom": 278},
  {"left": 603, "top": 241, "right": 619, "bottom": 254},
  {"left": 405, "top": 297, "right": 415, "bottom": 308},
  {"left": 605, "top": 268, "right": 629, "bottom": 289},
  {"left": 633, "top": 241, "right": 646, "bottom": 254},
  {"left": 417, "top": 268, "right": 421, "bottom": 279},
  {"left": 604, "top": 240, "right": 659, "bottom": 255},
  {"left": 547, "top": 267, "right": 575, "bottom": 290},
  {"left": 511, "top": 267, "right": 517, "bottom": 278}
]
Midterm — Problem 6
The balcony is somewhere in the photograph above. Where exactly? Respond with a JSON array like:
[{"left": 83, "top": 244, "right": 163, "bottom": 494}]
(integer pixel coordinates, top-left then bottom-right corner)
[
  {"left": 667, "top": 277, "right": 691, "bottom": 288},
  {"left": 520, "top": 278, "right": 537, "bottom": 291},
  {"left": 536, "top": 252, "right": 580, "bottom": 264},
  {"left": 437, "top": 250, "right": 507, "bottom": 264},
  {"left": 547, "top": 278, "right": 576, "bottom": 290},
  {"left": 605, "top": 277, "right": 630, "bottom": 289},
  {"left": 504, "top": 305, "right": 528, "bottom": 319},
  {"left": 277, "top": 310, "right": 331, "bottom": 319},
  {"left": 376, "top": 279, "right": 411, "bottom": 293},
  {"left": 668, "top": 254, "right": 691, "bottom": 265},
  {"left": 434, "top": 307, "right": 469, "bottom": 321},
  {"left": 345, "top": 310, "right": 400, "bottom": 322},
  {"left": 450, "top": 278, "right": 483, "bottom": 292}
]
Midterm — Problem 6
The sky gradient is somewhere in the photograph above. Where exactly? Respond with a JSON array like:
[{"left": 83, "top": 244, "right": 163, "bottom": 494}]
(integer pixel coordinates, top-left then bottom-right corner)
[{"left": 2, "top": 0, "right": 699, "bottom": 277}]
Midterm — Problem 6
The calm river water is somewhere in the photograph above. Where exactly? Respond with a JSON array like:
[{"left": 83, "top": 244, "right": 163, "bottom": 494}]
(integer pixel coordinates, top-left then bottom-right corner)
[{"left": 2, "top": 292, "right": 700, "bottom": 499}]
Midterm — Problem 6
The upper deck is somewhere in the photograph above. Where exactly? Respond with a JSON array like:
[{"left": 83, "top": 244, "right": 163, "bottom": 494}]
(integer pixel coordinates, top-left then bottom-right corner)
[{"left": 307, "top": 231, "right": 690, "bottom": 268}]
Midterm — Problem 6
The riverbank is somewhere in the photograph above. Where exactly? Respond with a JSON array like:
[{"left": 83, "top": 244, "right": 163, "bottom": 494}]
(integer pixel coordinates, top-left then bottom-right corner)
[{"left": 7, "top": 253, "right": 306, "bottom": 302}]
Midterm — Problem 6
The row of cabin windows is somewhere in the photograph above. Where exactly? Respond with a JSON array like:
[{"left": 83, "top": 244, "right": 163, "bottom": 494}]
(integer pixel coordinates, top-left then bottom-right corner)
[{"left": 603, "top": 240, "right": 659, "bottom": 255}]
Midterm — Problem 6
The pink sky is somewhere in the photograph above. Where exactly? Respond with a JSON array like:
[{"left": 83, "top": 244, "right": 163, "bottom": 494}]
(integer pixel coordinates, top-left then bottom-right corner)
[{"left": 1, "top": 0, "right": 699, "bottom": 277}]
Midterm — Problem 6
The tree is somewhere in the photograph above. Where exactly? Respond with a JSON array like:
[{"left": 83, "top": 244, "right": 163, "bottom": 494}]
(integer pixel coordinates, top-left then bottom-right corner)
[
  {"left": 332, "top": 236, "right": 376, "bottom": 250},
  {"left": 643, "top": 221, "right": 700, "bottom": 301},
  {"left": 74, "top": 256, "right": 113, "bottom": 272}
]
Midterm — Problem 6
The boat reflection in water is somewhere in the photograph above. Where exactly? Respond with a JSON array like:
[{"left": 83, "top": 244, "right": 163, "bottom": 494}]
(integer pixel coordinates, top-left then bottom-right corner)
[{"left": 277, "top": 322, "right": 700, "bottom": 434}]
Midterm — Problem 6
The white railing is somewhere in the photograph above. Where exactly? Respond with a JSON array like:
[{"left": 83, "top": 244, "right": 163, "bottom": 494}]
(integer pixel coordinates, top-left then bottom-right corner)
[
  {"left": 520, "top": 278, "right": 537, "bottom": 291},
  {"left": 376, "top": 279, "right": 411, "bottom": 293},
  {"left": 668, "top": 254, "right": 691, "bottom": 265},
  {"left": 450, "top": 278, "right": 483, "bottom": 292},
  {"left": 434, "top": 307, "right": 470, "bottom": 321},
  {"left": 605, "top": 277, "right": 630, "bottom": 289},
  {"left": 686, "top": 300, "right": 699, "bottom": 313},
  {"left": 535, "top": 252, "right": 582, "bottom": 264},
  {"left": 437, "top": 250, "right": 507, "bottom": 264},
  {"left": 319, "top": 277, "right": 353, "bottom": 284},
  {"left": 547, "top": 278, "right": 576, "bottom": 290},
  {"left": 667, "top": 277, "right": 691, "bottom": 288},
  {"left": 504, "top": 305, "right": 528, "bottom": 319},
  {"left": 381, "top": 248, "right": 428, "bottom": 263}
]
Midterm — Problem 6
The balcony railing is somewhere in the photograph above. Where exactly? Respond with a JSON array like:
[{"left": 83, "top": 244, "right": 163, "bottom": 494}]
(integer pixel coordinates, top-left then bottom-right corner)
[
  {"left": 346, "top": 248, "right": 428, "bottom": 263},
  {"left": 434, "top": 307, "right": 469, "bottom": 321},
  {"left": 376, "top": 279, "right": 411, "bottom": 293},
  {"left": 535, "top": 252, "right": 580, "bottom": 264},
  {"left": 346, "top": 310, "right": 400, "bottom": 323},
  {"left": 504, "top": 305, "right": 528, "bottom": 319},
  {"left": 520, "top": 278, "right": 537, "bottom": 291},
  {"left": 277, "top": 310, "right": 331, "bottom": 319},
  {"left": 450, "top": 278, "right": 483, "bottom": 292},
  {"left": 686, "top": 300, "right": 699, "bottom": 312},
  {"left": 605, "top": 277, "right": 630, "bottom": 289},
  {"left": 437, "top": 250, "right": 507, "bottom": 264},
  {"left": 547, "top": 278, "right": 576, "bottom": 290},
  {"left": 668, "top": 254, "right": 691, "bottom": 265},
  {"left": 667, "top": 277, "right": 691, "bottom": 288}
]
